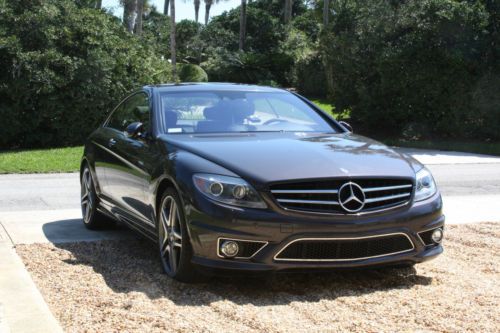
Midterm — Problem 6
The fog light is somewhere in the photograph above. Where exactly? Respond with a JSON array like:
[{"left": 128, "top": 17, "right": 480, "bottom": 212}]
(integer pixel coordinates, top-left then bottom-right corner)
[
  {"left": 431, "top": 228, "right": 443, "bottom": 243},
  {"left": 220, "top": 240, "right": 239, "bottom": 257}
]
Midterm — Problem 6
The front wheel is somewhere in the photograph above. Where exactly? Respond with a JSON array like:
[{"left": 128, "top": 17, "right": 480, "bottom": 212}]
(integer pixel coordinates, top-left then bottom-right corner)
[{"left": 157, "top": 188, "right": 198, "bottom": 282}]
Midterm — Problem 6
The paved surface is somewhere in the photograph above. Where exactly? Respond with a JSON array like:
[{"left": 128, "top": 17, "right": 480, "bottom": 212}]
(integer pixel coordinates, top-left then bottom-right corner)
[{"left": 0, "top": 225, "right": 63, "bottom": 333}]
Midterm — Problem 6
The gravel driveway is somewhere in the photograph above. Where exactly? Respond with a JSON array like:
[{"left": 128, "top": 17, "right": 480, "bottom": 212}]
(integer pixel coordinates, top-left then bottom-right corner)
[{"left": 17, "top": 223, "right": 499, "bottom": 332}]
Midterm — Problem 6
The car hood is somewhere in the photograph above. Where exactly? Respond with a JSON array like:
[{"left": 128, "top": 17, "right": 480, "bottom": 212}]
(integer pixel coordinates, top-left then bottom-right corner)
[{"left": 160, "top": 132, "right": 419, "bottom": 188}]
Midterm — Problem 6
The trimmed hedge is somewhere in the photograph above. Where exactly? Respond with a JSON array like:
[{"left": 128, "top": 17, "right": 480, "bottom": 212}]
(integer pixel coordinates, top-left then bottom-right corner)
[{"left": 178, "top": 64, "right": 208, "bottom": 82}]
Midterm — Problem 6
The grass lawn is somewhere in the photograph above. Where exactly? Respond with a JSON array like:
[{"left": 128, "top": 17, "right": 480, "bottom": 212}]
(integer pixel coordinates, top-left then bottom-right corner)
[
  {"left": 310, "top": 98, "right": 335, "bottom": 116},
  {"left": 0, "top": 146, "right": 83, "bottom": 174}
]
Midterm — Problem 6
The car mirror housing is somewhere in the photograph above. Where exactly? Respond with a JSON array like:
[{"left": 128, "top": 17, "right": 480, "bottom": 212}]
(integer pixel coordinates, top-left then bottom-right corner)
[
  {"left": 125, "top": 122, "right": 144, "bottom": 138},
  {"left": 339, "top": 121, "right": 353, "bottom": 133}
]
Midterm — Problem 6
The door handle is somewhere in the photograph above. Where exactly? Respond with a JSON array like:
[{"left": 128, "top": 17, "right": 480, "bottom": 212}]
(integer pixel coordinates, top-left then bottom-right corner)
[{"left": 108, "top": 138, "right": 117, "bottom": 147}]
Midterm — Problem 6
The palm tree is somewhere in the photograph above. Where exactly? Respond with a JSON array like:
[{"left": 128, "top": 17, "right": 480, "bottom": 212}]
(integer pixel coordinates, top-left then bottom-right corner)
[
  {"left": 164, "top": 0, "right": 169, "bottom": 15},
  {"left": 239, "top": 0, "right": 247, "bottom": 50},
  {"left": 194, "top": 0, "right": 201, "bottom": 23},
  {"left": 170, "top": 0, "right": 177, "bottom": 80},
  {"left": 96, "top": 0, "right": 102, "bottom": 9},
  {"left": 284, "top": 0, "right": 293, "bottom": 23},
  {"left": 135, "top": 0, "right": 144, "bottom": 34},
  {"left": 323, "top": 0, "right": 329, "bottom": 25},
  {"left": 122, "top": 0, "right": 137, "bottom": 33},
  {"left": 204, "top": 0, "right": 212, "bottom": 25}
]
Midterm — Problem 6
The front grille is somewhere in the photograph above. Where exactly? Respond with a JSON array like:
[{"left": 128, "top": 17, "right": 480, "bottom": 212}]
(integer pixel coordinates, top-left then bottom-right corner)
[
  {"left": 270, "top": 178, "right": 413, "bottom": 214},
  {"left": 275, "top": 234, "right": 414, "bottom": 261}
]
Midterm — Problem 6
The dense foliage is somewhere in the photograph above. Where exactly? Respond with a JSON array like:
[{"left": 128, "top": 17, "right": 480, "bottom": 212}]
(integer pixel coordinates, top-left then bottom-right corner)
[
  {"left": 0, "top": 0, "right": 171, "bottom": 148},
  {"left": 319, "top": 0, "right": 500, "bottom": 141},
  {"left": 0, "top": 0, "right": 498, "bottom": 149}
]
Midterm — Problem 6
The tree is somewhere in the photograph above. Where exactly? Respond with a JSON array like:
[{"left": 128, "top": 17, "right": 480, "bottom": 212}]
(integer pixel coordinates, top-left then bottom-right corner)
[
  {"left": 323, "top": 0, "right": 329, "bottom": 25},
  {"left": 284, "top": 0, "right": 293, "bottom": 23},
  {"left": 204, "top": 0, "right": 213, "bottom": 25},
  {"left": 239, "top": 0, "right": 247, "bottom": 50},
  {"left": 194, "top": 0, "right": 201, "bottom": 23},
  {"left": 122, "top": 0, "right": 137, "bottom": 33},
  {"left": 170, "top": 0, "right": 177, "bottom": 80},
  {"left": 164, "top": 0, "right": 169, "bottom": 15},
  {"left": 135, "top": 0, "right": 144, "bottom": 34},
  {"left": 96, "top": 0, "right": 102, "bottom": 9}
]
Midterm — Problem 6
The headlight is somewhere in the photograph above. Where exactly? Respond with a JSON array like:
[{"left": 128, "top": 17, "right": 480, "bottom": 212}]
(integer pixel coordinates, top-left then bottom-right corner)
[
  {"left": 414, "top": 168, "right": 437, "bottom": 201},
  {"left": 192, "top": 173, "right": 267, "bottom": 209}
]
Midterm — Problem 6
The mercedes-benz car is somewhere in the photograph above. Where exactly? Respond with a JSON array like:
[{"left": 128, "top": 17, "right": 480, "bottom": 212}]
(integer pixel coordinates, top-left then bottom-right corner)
[{"left": 80, "top": 83, "right": 444, "bottom": 282}]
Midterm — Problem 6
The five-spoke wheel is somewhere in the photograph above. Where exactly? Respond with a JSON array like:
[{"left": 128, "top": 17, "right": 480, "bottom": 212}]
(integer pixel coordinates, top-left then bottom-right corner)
[
  {"left": 159, "top": 195, "right": 183, "bottom": 275},
  {"left": 80, "top": 165, "right": 111, "bottom": 229},
  {"left": 81, "top": 168, "right": 94, "bottom": 224},
  {"left": 157, "top": 188, "right": 197, "bottom": 282}
]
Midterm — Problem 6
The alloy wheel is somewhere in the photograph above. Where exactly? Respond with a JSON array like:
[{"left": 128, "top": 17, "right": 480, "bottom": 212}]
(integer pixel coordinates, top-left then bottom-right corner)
[
  {"left": 159, "top": 196, "right": 183, "bottom": 275},
  {"left": 81, "top": 168, "right": 94, "bottom": 224}
]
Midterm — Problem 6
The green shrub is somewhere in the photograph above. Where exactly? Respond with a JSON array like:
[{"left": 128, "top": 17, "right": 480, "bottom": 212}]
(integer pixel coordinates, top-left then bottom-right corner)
[
  {"left": 0, "top": 0, "right": 171, "bottom": 149},
  {"left": 319, "top": 0, "right": 499, "bottom": 141},
  {"left": 178, "top": 64, "right": 208, "bottom": 82}
]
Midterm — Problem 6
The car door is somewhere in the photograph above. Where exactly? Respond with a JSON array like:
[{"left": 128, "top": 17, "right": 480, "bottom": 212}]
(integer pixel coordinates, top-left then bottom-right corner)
[{"left": 101, "top": 91, "right": 152, "bottom": 223}]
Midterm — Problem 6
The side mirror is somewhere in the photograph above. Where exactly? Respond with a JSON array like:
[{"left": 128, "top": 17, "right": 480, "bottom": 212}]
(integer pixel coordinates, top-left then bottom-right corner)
[
  {"left": 125, "top": 122, "right": 144, "bottom": 138},
  {"left": 339, "top": 121, "right": 353, "bottom": 133}
]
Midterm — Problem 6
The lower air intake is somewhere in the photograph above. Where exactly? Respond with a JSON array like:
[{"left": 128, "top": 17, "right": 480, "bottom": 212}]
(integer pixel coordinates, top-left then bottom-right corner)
[{"left": 275, "top": 234, "right": 414, "bottom": 261}]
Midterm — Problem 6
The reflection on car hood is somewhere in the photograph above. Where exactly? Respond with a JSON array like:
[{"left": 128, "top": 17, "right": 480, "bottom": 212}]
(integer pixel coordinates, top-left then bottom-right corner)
[{"left": 160, "top": 132, "right": 418, "bottom": 187}]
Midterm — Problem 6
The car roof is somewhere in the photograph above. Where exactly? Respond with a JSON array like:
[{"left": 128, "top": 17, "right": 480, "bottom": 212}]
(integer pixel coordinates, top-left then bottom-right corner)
[{"left": 144, "top": 82, "right": 288, "bottom": 93}]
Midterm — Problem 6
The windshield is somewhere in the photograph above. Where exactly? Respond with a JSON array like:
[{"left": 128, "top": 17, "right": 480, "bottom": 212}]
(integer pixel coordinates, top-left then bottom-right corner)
[{"left": 159, "top": 91, "right": 337, "bottom": 134}]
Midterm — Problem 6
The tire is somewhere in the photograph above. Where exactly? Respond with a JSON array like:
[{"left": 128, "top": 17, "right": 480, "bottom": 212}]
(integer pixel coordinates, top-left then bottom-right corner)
[
  {"left": 80, "top": 165, "right": 114, "bottom": 230},
  {"left": 157, "top": 188, "right": 199, "bottom": 282}
]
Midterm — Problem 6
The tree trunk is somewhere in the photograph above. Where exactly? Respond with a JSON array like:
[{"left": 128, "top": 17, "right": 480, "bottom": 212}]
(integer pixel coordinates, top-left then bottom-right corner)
[
  {"left": 239, "top": 0, "right": 247, "bottom": 51},
  {"left": 164, "top": 0, "right": 169, "bottom": 15},
  {"left": 284, "top": 0, "right": 293, "bottom": 24},
  {"left": 194, "top": 0, "right": 200, "bottom": 23},
  {"left": 170, "top": 0, "right": 177, "bottom": 81},
  {"left": 204, "top": 0, "right": 212, "bottom": 25},
  {"left": 123, "top": 0, "right": 137, "bottom": 33},
  {"left": 96, "top": 0, "right": 102, "bottom": 9},
  {"left": 135, "top": 0, "right": 144, "bottom": 35},
  {"left": 323, "top": 0, "right": 329, "bottom": 25}
]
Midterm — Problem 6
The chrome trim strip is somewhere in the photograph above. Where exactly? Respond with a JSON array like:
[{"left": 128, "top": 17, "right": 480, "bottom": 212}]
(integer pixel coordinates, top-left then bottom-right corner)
[
  {"left": 276, "top": 198, "right": 340, "bottom": 205},
  {"left": 216, "top": 237, "right": 269, "bottom": 260},
  {"left": 271, "top": 189, "right": 338, "bottom": 194},
  {"left": 364, "top": 192, "right": 411, "bottom": 203},
  {"left": 363, "top": 184, "right": 412, "bottom": 192},
  {"left": 274, "top": 233, "right": 415, "bottom": 262}
]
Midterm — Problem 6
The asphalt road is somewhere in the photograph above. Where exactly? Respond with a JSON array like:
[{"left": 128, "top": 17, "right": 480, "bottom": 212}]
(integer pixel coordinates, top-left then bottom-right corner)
[{"left": 0, "top": 147, "right": 499, "bottom": 244}]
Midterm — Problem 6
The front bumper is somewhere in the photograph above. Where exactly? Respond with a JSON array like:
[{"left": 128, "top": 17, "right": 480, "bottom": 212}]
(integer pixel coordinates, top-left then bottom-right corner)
[{"left": 185, "top": 191, "right": 444, "bottom": 272}]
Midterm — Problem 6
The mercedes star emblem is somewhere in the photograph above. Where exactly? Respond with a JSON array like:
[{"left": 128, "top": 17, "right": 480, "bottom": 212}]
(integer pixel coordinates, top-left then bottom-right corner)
[{"left": 338, "top": 182, "right": 366, "bottom": 213}]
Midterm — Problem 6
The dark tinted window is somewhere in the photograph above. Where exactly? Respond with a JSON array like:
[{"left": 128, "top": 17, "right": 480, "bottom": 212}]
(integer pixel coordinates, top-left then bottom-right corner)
[
  {"left": 160, "top": 91, "right": 336, "bottom": 134},
  {"left": 107, "top": 93, "right": 150, "bottom": 132}
]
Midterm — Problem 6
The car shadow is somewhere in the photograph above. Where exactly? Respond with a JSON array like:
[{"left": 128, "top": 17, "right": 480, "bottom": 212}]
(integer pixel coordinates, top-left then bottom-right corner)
[{"left": 43, "top": 220, "right": 433, "bottom": 306}]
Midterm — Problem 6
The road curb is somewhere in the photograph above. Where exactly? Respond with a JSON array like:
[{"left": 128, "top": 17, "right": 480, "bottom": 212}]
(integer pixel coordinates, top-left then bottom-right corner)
[{"left": 0, "top": 223, "right": 63, "bottom": 333}]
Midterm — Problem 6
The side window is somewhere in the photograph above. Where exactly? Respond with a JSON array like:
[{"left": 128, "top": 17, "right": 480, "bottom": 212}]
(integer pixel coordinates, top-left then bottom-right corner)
[{"left": 107, "top": 93, "right": 150, "bottom": 132}]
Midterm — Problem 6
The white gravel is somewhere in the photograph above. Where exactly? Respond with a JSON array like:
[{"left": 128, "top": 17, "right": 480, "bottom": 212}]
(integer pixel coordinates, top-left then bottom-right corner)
[{"left": 16, "top": 223, "right": 500, "bottom": 332}]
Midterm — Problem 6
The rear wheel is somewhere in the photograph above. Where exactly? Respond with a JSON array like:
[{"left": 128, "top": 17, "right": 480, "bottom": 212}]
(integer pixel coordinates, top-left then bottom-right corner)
[
  {"left": 157, "top": 188, "right": 198, "bottom": 282},
  {"left": 81, "top": 166, "right": 113, "bottom": 229}
]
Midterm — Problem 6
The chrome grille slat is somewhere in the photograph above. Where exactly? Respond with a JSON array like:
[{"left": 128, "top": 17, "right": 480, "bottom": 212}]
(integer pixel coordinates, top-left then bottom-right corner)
[
  {"left": 364, "top": 192, "right": 411, "bottom": 203},
  {"left": 271, "top": 189, "right": 338, "bottom": 194},
  {"left": 277, "top": 199, "right": 340, "bottom": 205},
  {"left": 363, "top": 184, "right": 412, "bottom": 192},
  {"left": 270, "top": 178, "right": 413, "bottom": 214}
]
